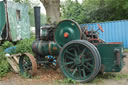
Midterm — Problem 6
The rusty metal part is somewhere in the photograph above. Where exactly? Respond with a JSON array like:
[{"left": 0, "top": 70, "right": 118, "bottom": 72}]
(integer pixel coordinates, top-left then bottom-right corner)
[
  {"left": 99, "top": 64, "right": 105, "bottom": 73},
  {"left": 114, "top": 49, "right": 120, "bottom": 66},
  {"left": 97, "top": 24, "right": 104, "bottom": 32},
  {"left": 88, "top": 38, "right": 102, "bottom": 45},
  {"left": 108, "top": 42, "right": 122, "bottom": 44},
  {"left": 22, "top": 53, "right": 37, "bottom": 75},
  {"left": 88, "top": 38, "right": 101, "bottom": 42}
]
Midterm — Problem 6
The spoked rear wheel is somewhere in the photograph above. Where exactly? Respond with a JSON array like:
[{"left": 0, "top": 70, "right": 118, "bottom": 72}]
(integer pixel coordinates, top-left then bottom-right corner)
[{"left": 58, "top": 40, "right": 101, "bottom": 82}]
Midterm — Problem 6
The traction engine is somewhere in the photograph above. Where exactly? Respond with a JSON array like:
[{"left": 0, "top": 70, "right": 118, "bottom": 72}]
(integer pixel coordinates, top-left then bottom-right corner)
[{"left": 19, "top": 7, "right": 126, "bottom": 83}]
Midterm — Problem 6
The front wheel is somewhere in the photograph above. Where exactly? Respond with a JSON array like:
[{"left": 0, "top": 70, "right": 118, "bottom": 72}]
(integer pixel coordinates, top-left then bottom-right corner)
[
  {"left": 19, "top": 53, "right": 37, "bottom": 77},
  {"left": 58, "top": 40, "right": 101, "bottom": 82}
]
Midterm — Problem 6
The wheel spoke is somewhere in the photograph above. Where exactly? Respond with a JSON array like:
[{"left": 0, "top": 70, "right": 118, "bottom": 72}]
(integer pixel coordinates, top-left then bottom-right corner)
[
  {"left": 64, "top": 62, "right": 74, "bottom": 66},
  {"left": 65, "top": 50, "right": 75, "bottom": 57},
  {"left": 74, "top": 48, "right": 78, "bottom": 57},
  {"left": 87, "top": 62, "right": 94, "bottom": 68},
  {"left": 83, "top": 65, "right": 92, "bottom": 72},
  {"left": 82, "top": 68, "right": 86, "bottom": 78},
  {"left": 70, "top": 64, "right": 76, "bottom": 69},
  {"left": 24, "top": 64, "right": 29, "bottom": 68},
  {"left": 72, "top": 67, "right": 77, "bottom": 76},
  {"left": 78, "top": 66, "right": 82, "bottom": 78},
  {"left": 79, "top": 49, "right": 86, "bottom": 58},
  {"left": 84, "top": 58, "right": 92, "bottom": 62},
  {"left": 76, "top": 45, "right": 80, "bottom": 53},
  {"left": 25, "top": 67, "right": 32, "bottom": 70},
  {"left": 66, "top": 55, "right": 74, "bottom": 60}
]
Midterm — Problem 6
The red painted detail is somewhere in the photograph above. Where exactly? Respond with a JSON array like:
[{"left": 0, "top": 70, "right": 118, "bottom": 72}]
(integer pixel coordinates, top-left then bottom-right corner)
[
  {"left": 80, "top": 56, "right": 82, "bottom": 59},
  {"left": 97, "top": 24, "right": 104, "bottom": 32},
  {"left": 64, "top": 32, "right": 69, "bottom": 38},
  {"left": 108, "top": 42, "right": 122, "bottom": 44}
]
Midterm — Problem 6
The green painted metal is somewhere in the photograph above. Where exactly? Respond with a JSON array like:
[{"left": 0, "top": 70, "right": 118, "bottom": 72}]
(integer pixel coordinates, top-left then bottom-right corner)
[
  {"left": 19, "top": 54, "right": 35, "bottom": 78},
  {"left": 49, "top": 42, "right": 60, "bottom": 56},
  {"left": 37, "top": 41, "right": 49, "bottom": 56},
  {"left": 19, "top": 55, "right": 32, "bottom": 75},
  {"left": 41, "top": 29, "right": 47, "bottom": 37},
  {"left": 0, "top": 1, "right": 30, "bottom": 41},
  {"left": 0, "top": 1, "right": 6, "bottom": 40},
  {"left": 97, "top": 43, "right": 124, "bottom": 72},
  {"left": 58, "top": 40, "right": 101, "bottom": 82},
  {"left": 34, "top": 40, "right": 60, "bottom": 56},
  {"left": 54, "top": 20, "right": 82, "bottom": 47},
  {"left": 7, "top": 1, "right": 30, "bottom": 41}
]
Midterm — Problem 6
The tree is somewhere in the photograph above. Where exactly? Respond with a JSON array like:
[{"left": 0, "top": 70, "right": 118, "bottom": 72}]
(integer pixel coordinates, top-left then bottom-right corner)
[
  {"left": 61, "top": 0, "right": 84, "bottom": 23},
  {"left": 61, "top": 0, "right": 128, "bottom": 24},
  {"left": 40, "top": 0, "right": 60, "bottom": 24}
]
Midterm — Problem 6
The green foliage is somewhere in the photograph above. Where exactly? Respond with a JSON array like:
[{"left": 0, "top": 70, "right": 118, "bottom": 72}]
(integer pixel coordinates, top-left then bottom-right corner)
[
  {"left": 0, "top": 46, "right": 3, "bottom": 52},
  {"left": 15, "top": 36, "right": 35, "bottom": 54},
  {"left": 0, "top": 52, "right": 10, "bottom": 78},
  {"left": 29, "top": 9, "right": 46, "bottom": 27},
  {"left": 13, "top": 0, "right": 27, "bottom": 3},
  {"left": 61, "top": 0, "right": 128, "bottom": 24},
  {"left": 124, "top": 49, "right": 128, "bottom": 53},
  {"left": 61, "top": 0, "right": 84, "bottom": 24},
  {"left": 91, "top": 73, "right": 128, "bottom": 83},
  {"left": 0, "top": 36, "right": 35, "bottom": 78},
  {"left": 96, "top": 73, "right": 128, "bottom": 80},
  {"left": 58, "top": 78, "right": 76, "bottom": 84},
  {"left": 19, "top": 72, "right": 31, "bottom": 79},
  {"left": 2, "top": 41, "right": 14, "bottom": 49}
]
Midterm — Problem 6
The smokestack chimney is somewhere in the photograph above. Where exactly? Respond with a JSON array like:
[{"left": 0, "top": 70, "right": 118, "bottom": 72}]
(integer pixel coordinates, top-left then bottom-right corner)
[{"left": 34, "top": 6, "right": 40, "bottom": 40}]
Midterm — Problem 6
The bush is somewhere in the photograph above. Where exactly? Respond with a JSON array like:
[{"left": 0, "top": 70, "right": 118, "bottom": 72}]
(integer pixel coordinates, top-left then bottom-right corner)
[
  {"left": 15, "top": 37, "right": 35, "bottom": 54},
  {"left": 2, "top": 41, "right": 14, "bottom": 49},
  {"left": 0, "top": 52, "right": 10, "bottom": 78},
  {"left": 0, "top": 36, "right": 35, "bottom": 78}
]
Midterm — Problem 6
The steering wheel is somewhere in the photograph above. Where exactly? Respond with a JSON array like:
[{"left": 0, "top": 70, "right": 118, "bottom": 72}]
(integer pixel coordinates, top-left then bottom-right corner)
[{"left": 97, "top": 24, "right": 104, "bottom": 32}]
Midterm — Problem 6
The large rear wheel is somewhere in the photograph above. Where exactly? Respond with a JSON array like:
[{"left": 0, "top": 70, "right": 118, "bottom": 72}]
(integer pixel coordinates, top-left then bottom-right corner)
[{"left": 58, "top": 40, "right": 101, "bottom": 82}]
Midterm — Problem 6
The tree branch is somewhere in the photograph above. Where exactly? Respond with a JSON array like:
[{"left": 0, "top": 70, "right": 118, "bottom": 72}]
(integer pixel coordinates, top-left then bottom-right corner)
[{"left": 40, "top": 0, "right": 49, "bottom": 7}]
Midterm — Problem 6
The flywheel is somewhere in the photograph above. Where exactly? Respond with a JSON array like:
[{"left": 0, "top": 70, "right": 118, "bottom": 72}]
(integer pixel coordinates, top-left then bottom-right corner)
[{"left": 54, "top": 20, "right": 82, "bottom": 48}]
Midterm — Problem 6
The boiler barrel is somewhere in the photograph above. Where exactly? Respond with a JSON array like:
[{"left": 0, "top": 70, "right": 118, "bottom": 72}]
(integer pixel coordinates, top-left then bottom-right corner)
[{"left": 32, "top": 40, "right": 60, "bottom": 56}]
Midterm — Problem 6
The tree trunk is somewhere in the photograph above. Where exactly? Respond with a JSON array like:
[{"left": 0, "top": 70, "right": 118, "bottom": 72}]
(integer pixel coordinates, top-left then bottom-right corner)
[{"left": 40, "top": 0, "right": 60, "bottom": 24}]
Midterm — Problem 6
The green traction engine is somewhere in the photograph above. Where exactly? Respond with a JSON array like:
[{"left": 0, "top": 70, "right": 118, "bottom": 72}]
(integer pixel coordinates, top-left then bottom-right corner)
[{"left": 19, "top": 7, "right": 126, "bottom": 82}]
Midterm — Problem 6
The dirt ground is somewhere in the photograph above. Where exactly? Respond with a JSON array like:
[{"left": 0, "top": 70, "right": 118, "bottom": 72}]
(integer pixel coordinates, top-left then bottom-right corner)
[{"left": 0, "top": 53, "right": 128, "bottom": 85}]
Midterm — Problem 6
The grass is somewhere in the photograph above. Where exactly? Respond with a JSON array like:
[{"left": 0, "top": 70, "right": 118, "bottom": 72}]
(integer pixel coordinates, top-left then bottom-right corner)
[
  {"left": 0, "top": 46, "right": 4, "bottom": 52},
  {"left": 57, "top": 78, "right": 76, "bottom": 84},
  {"left": 19, "top": 72, "right": 41, "bottom": 79},
  {"left": 90, "top": 72, "right": 128, "bottom": 83},
  {"left": 124, "top": 49, "right": 128, "bottom": 53},
  {"left": 32, "top": 75, "right": 40, "bottom": 79},
  {"left": 57, "top": 72, "right": 128, "bottom": 84}
]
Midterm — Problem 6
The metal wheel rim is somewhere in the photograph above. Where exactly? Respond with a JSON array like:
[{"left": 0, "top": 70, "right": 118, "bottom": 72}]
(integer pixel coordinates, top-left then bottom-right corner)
[
  {"left": 58, "top": 40, "right": 101, "bottom": 82},
  {"left": 19, "top": 53, "right": 37, "bottom": 76}
]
